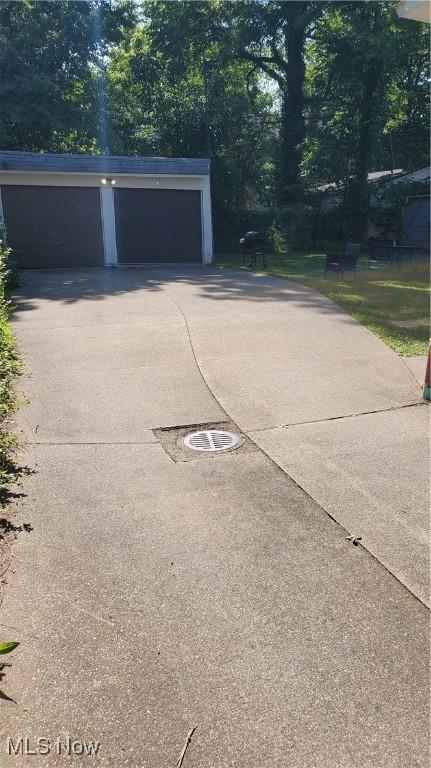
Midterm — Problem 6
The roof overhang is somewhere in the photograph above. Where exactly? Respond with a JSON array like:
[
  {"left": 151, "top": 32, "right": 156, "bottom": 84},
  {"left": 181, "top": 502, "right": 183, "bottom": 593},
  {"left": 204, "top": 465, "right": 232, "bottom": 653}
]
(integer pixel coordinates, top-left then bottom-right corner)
[
  {"left": 397, "top": 1, "right": 430, "bottom": 23},
  {"left": 0, "top": 150, "right": 210, "bottom": 176}
]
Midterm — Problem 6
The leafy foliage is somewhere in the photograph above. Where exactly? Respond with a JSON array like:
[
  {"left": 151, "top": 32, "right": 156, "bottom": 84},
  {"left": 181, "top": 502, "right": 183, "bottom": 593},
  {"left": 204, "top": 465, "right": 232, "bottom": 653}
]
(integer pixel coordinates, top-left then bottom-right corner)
[
  {"left": 0, "top": 0, "right": 136, "bottom": 152},
  {"left": 0, "top": 641, "right": 19, "bottom": 655},
  {"left": 303, "top": 1, "right": 429, "bottom": 237},
  {"left": 107, "top": 1, "right": 276, "bottom": 248},
  {"left": 0, "top": 233, "right": 25, "bottom": 507}
]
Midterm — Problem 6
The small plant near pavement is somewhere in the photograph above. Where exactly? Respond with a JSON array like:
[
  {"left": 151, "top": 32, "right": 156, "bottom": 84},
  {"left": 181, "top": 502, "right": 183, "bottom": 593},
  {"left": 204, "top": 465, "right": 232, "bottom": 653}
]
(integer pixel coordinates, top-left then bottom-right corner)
[
  {"left": 0, "top": 642, "right": 19, "bottom": 654},
  {"left": 0, "top": 230, "right": 24, "bottom": 506}
]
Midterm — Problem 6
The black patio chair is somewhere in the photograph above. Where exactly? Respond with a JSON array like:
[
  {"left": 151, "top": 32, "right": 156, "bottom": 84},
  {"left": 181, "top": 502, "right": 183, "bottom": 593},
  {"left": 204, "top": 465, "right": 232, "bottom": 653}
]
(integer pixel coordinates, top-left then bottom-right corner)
[{"left": 325, "top": 242, "right": 360, "bottom": 279}]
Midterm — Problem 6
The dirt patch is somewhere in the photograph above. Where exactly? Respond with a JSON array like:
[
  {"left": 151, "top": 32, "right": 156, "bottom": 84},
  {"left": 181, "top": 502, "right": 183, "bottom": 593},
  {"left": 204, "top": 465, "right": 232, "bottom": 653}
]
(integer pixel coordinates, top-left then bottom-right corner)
[{"left": 389, "top": 319, "right": 430, "bottom": 329}]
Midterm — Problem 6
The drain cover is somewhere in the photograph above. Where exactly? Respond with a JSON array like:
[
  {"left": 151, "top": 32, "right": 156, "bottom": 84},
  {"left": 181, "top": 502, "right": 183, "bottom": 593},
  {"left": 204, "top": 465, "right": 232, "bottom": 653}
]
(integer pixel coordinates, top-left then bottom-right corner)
[{"left": 183, "top": 429, "right": 244, "bottom": 453}]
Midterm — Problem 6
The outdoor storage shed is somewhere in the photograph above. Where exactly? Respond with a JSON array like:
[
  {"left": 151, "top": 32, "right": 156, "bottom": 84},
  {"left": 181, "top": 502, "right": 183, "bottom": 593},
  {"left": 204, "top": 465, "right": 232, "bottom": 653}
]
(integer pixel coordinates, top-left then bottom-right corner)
[
  {"left": 402, "top": 196, "right": 430, "bottom": 248},
  {"left": 0, "top": 151, "right": 212, "bottom": 268}
]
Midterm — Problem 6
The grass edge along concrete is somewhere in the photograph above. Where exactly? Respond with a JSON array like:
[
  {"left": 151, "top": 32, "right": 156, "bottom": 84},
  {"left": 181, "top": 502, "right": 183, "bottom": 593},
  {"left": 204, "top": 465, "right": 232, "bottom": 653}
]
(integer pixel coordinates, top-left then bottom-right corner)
[{"left": 217, "top": 250, "right": 430, "bottom": 357}]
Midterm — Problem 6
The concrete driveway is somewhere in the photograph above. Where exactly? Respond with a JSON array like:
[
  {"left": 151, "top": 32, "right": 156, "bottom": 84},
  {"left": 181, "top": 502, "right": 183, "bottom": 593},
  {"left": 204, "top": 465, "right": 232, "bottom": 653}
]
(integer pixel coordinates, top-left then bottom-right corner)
[{"left": 1, "top": 267, "right": 429, "bottom": 768}]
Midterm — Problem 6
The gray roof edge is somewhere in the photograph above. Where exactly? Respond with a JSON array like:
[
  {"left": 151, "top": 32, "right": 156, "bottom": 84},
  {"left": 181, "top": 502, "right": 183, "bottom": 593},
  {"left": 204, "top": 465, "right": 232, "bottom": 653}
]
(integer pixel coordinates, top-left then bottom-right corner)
[{"left": 0, "top": 150, "right": 210, "bottom": 175}]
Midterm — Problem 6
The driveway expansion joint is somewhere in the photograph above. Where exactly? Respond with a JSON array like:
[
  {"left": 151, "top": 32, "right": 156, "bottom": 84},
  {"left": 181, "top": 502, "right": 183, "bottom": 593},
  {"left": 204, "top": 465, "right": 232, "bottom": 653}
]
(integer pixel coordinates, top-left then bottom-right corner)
[
  {"left": 252, "top": 434, "right": 430, "bottom": 609},
  {"left": 148, "top": 279, "right": 231, "bottom": 418},
  {"left": 247, "top": 399, "right": 427, "bottom": 432},
  {"left": 22, "top": 440, "right": 161, "bottom": 446}
]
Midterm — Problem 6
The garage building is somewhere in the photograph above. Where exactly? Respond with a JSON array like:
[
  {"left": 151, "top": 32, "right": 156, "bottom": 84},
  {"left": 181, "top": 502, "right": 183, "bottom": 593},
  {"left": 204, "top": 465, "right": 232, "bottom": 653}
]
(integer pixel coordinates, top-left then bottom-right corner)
[{"left": 0, "top": 151, "right": 212, "bottom": 268}]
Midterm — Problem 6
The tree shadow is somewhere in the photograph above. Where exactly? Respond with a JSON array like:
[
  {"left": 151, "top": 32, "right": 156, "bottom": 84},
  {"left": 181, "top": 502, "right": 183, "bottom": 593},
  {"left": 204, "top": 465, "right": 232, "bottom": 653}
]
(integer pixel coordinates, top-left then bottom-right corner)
[
  {"left": 0, "top": 518, "right": 32, "bottom": 534},
  {"left": 11, "top": 265, "right": 362, "bottom": 329},
  {"left": 13, "top": 267, "right": 162, "bottom": 311},
  {"left": 0, "top": 454, "right": 34, "bottom": 529}
]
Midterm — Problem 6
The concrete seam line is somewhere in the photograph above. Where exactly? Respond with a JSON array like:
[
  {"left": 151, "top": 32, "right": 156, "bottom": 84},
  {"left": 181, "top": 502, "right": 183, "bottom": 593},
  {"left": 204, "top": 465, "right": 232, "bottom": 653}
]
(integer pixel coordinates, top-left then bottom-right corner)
[
  {"left": 22, "top": 440, "right": 161, "bottom": 446},
  {"left": 147, "top": 279, "right": 230, "bottom": 417},
  {"left": 399, "top": 353, "right": 428, "bottom": 388},
  {"left": 254, "top": 438, "right": 430, "bottom": 611},
  {"left": 247, "top": 400, "right": 427, "bottom": 432}
]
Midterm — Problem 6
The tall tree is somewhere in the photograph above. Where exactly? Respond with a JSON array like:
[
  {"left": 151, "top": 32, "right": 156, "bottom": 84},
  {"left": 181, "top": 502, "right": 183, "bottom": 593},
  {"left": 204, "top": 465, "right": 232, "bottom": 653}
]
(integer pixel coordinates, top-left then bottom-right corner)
[
  {"left": 108, "top": 1, "right": 275, "bottom": 245},
  {"left": 346, "top": 2, "right": 386, "bottom": 239},
  {"left": 121, "top": 0, "right": 324, "bottom": 206},
  {"left": 228, "top": 1, "right": 324, "bottom": 204},
  {"left": 304, "top": 0, "right": 430, "bottom": 239},
  {"left": 0, "top": 0, "right": 135, "bottom": 153}
]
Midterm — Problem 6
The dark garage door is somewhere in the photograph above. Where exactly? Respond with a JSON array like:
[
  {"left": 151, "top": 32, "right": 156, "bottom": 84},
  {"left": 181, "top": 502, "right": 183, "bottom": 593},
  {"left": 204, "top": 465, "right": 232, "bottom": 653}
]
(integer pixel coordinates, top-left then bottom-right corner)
[
  {"left": 114, "top": 188, "right": 202, "bottom": 264},
  {"left": 1, "top": 185, "right": 104, "bottom": 268}
]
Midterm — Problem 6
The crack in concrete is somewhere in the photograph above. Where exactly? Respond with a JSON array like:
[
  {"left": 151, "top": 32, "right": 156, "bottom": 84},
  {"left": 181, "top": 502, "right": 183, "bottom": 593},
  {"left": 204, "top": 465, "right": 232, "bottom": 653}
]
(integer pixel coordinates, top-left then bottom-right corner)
[
  {"left": 248, "top": 400, "right": 427, "bottom": 432},
  {"left": 148, "top": 279, "right": 230, "bottom": 419},
  {"left": 22, "top": 440, "right": 161, "bottom": 446}
]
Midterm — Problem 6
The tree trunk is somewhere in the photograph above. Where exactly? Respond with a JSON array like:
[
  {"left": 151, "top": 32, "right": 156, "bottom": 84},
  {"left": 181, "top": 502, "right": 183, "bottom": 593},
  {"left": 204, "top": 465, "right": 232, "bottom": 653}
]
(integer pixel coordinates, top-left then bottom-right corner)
[
  {"left": 347, "top": 6, "right": 384, "bottom": 242},
  {"left": 278, "top": 2, "right": 307, "bottom": 205}
]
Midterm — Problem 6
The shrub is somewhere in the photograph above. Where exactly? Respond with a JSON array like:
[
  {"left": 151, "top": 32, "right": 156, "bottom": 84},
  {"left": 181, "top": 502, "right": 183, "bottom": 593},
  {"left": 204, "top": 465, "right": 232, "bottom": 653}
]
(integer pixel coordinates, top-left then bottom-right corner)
[
  {"left": 215, "top": 200, "right": 350, "bottom": 255},
  {"left": 213, "top": 207, "right": 274, "bottom": 252},
  {"left": 267, "top": 203, "right": 347, "bottom": 253},
  {"left": 0, "top": 230, "right": 22, "bottom": 505}
]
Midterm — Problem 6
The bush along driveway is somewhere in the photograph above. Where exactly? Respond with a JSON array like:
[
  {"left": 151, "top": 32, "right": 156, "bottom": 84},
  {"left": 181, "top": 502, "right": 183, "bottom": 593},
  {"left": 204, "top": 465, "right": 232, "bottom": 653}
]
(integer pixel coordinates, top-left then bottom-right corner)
[
  {"left": 218, "top": 251, "right": 430, "bottom": 356},
  {"left": 0, "top": 233, "right": 26, "bottom": 686},
  {"left": 0, "top": 234, "right": 23, "bottom": 506}
]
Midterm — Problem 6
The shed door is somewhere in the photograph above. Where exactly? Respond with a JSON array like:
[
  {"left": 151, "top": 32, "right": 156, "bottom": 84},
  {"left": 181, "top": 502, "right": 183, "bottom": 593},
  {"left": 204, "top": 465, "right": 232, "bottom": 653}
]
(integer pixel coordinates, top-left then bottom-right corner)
[
  {"left": 1, "top": 185, "right": 104, "bottom": 268},
  {"left": 114, "top": 188, "right": 202, "bottom": 263}
]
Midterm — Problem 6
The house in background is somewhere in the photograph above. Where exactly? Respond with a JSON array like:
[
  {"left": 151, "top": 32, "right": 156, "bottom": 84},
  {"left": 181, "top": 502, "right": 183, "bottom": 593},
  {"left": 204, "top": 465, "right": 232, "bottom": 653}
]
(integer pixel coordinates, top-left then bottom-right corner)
[
  {"left": 308, "top": 0, "right": 431, "bottom": 248},
  {"left": 395, "top": 2, "right": 430, "bottom": 247},
  {"left": 396, "top": 167, "right": 430, "bottom": 247},
  {"left": 314, "top": 166, "right": 430, "bottom": 245}
]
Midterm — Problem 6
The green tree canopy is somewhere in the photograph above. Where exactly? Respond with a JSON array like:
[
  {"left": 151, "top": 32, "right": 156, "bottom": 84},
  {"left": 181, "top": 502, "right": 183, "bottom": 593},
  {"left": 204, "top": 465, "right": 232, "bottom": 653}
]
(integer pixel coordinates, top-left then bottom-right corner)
[{"left": 0, "top": 0, "right": 135, "bottom": 152}]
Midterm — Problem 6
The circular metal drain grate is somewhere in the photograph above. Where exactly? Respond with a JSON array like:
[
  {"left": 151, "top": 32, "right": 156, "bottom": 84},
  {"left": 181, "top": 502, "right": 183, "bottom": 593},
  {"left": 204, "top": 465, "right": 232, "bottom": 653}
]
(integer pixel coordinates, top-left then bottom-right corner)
[{"left": 183, "top": 429, "right": 244, "bottom": 453}]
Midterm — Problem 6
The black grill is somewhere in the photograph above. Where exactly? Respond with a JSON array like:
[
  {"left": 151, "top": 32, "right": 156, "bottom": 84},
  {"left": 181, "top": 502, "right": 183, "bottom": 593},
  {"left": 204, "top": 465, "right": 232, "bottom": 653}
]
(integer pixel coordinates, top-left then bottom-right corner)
[{"left": 239, "top": 230, "right": 267, "bottom": 268}]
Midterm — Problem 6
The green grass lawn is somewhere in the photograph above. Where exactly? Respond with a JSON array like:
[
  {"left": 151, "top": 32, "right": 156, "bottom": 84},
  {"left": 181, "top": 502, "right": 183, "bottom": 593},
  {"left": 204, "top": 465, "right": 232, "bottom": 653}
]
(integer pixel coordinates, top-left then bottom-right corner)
[{"left": 216, "top": 250, "right": 430, "bottom": 356}]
